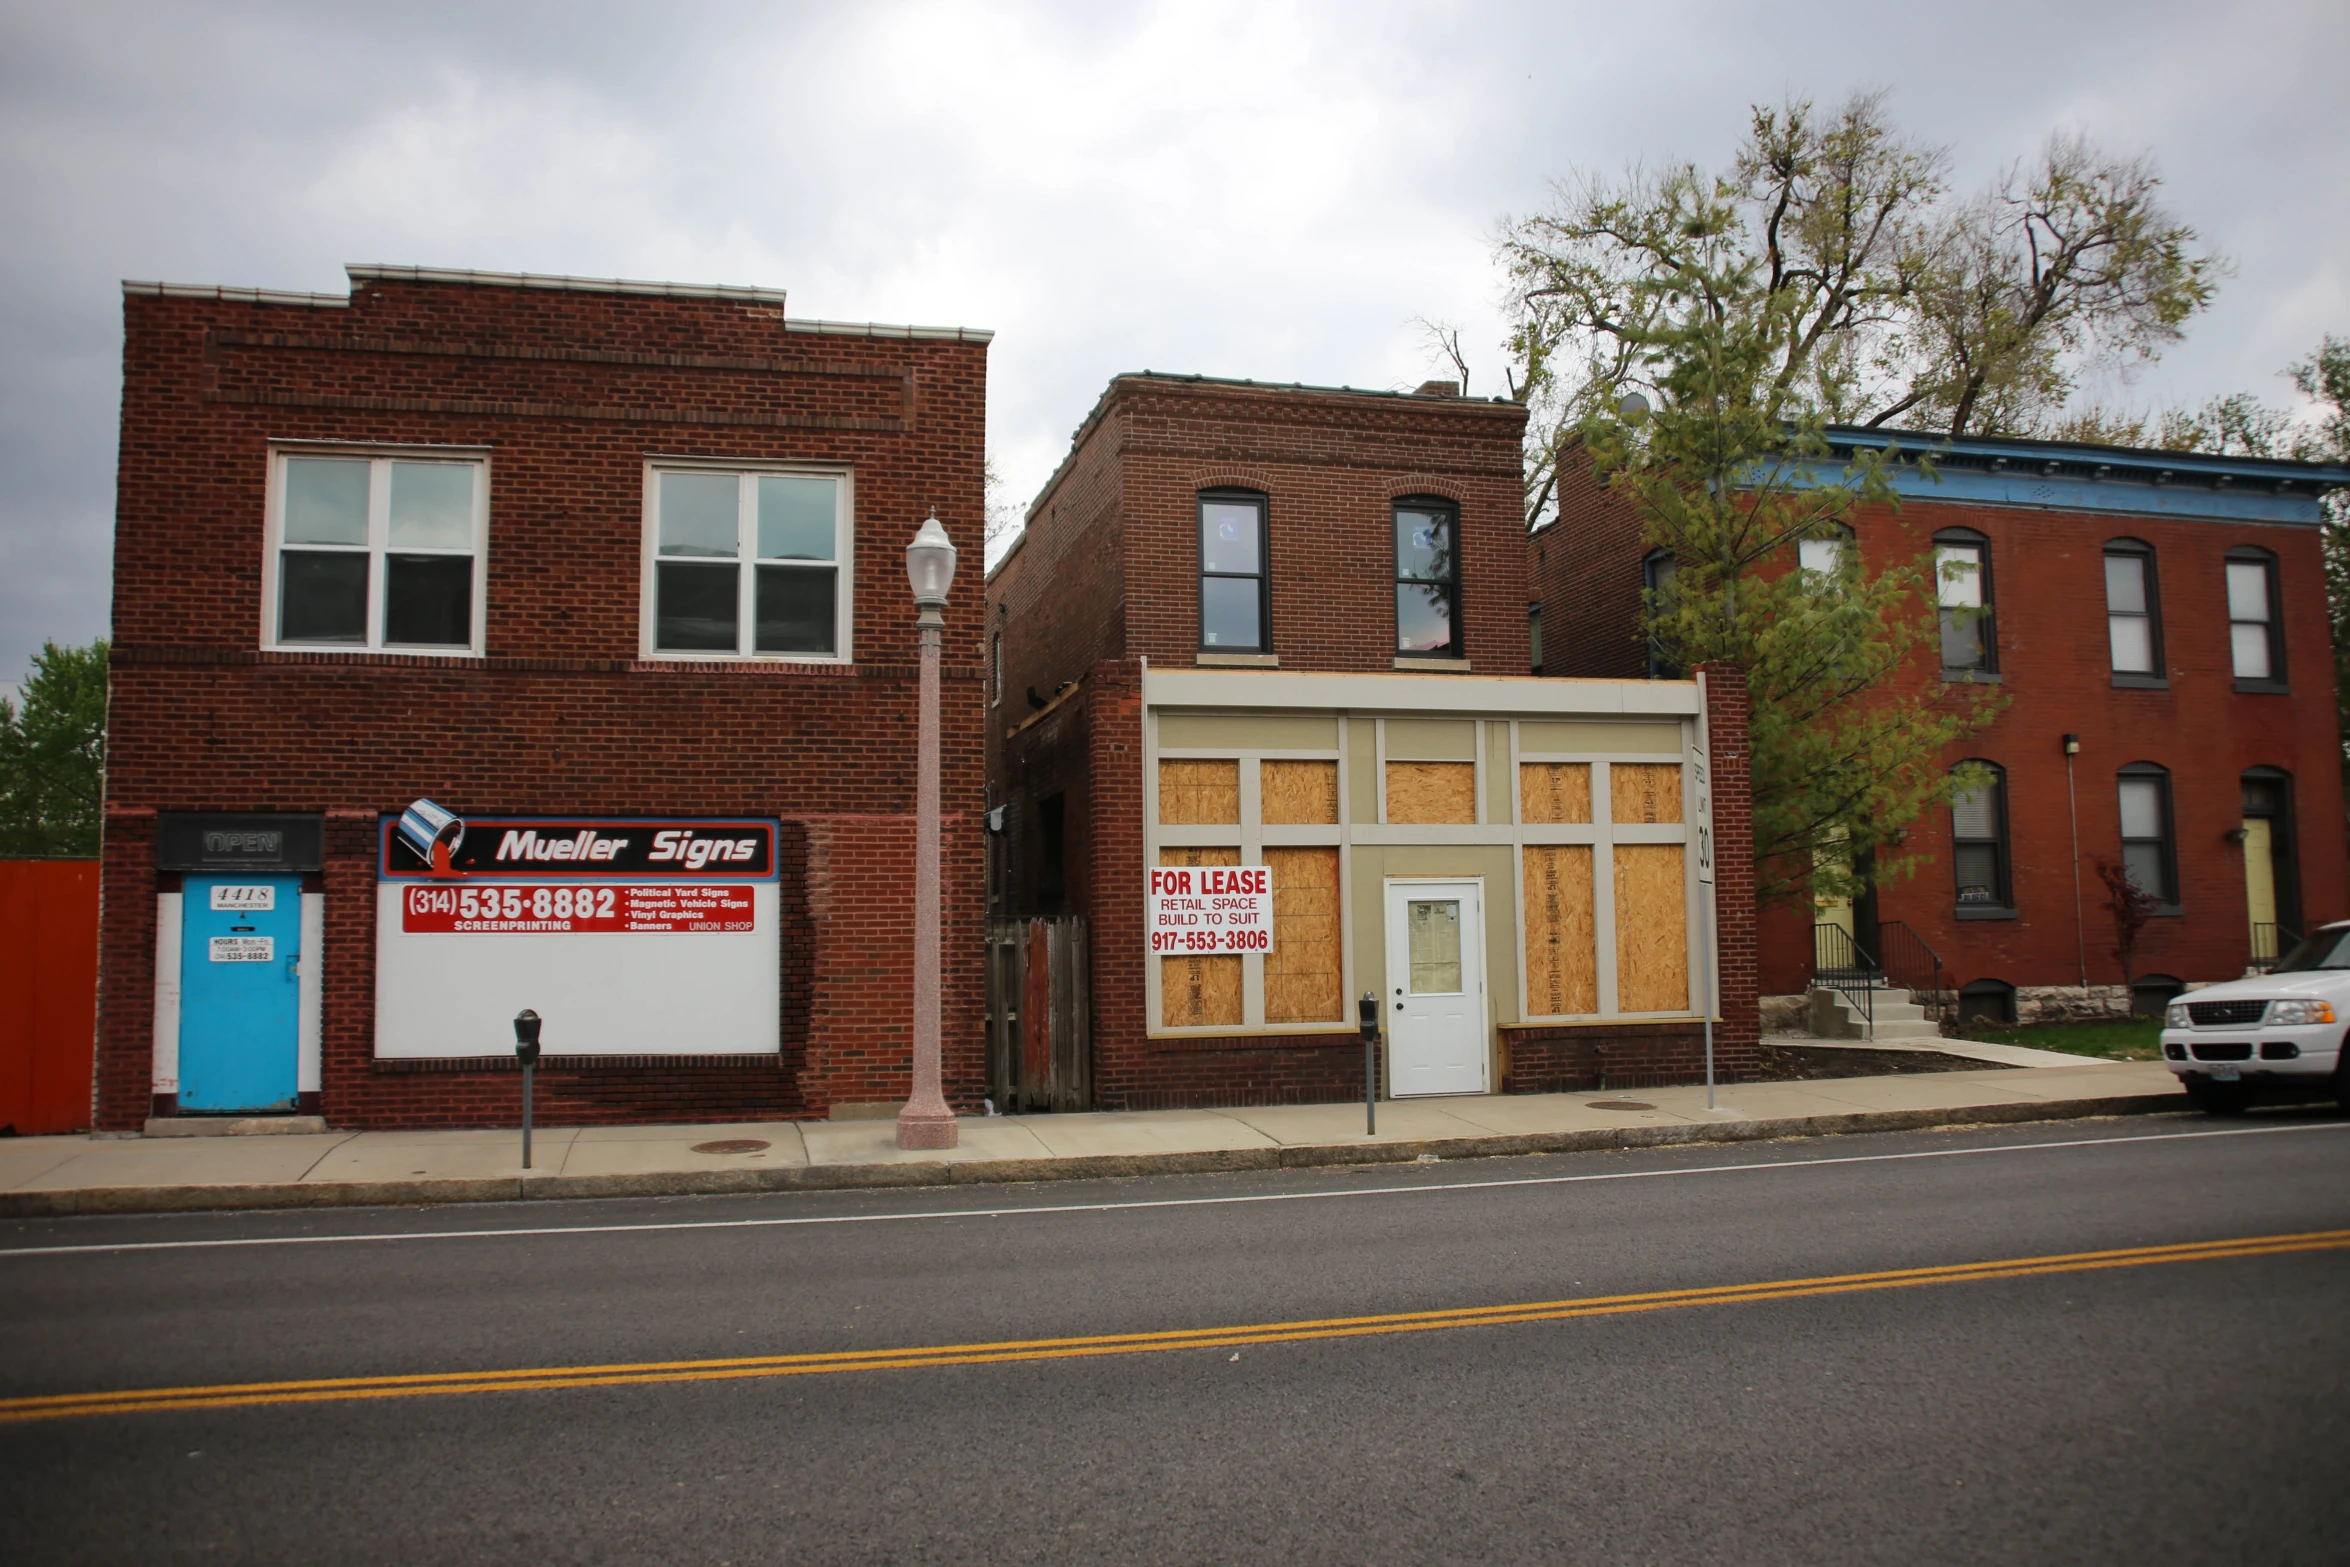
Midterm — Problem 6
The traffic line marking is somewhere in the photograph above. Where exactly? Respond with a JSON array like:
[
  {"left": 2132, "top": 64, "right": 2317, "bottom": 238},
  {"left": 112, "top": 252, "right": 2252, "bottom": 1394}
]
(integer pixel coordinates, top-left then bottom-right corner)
[
  {"left": 6, "top": 1227, "right": 2343, "bottom": 1425},
  {"left": 5, "top": 1119, "right": 2344, "bottom": 1262}
]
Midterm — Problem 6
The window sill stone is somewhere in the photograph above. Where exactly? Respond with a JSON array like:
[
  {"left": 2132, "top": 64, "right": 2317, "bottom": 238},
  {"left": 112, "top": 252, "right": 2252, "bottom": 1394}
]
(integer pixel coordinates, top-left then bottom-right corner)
[
  {"left": 1954, "top": 905, "right": 2019, "bottom": 921},
  {"left": 1194, "top": 651, "right": 1279, "bottom": 667},
  {"left": 1394, "top": 655, "right": 1472, "bottom": 672}
]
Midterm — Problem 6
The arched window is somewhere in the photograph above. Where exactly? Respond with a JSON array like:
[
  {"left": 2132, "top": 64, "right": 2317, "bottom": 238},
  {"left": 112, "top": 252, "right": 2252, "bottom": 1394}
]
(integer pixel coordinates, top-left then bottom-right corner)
[
  {"left": 1950, "top": 762, "right": 2012, "bottom": 914},
  {"left": 2225, "top": 546, "right": 2285, "bottom": 689},
  {"left": 2103, "top": 537, "right": 2164, "bottom": 685},
  {"left": 1393, "top": 496, "right": 1461, "bottom": 657},
  {"left": 1798, "top": 523, "right": 1854, "bottom": 579},
  {"left": 1957, "top": 978, "right": 2016, "bottom": 1027},
  {"left": 1198, "top": 489, "right": 1270, "bottom": 653},
  {"left": 2117, "top": 762, "right": 2177, "bottom": 906},
  {"left": 1934, "top": 528, "right": 1996, "bottom": 675}
]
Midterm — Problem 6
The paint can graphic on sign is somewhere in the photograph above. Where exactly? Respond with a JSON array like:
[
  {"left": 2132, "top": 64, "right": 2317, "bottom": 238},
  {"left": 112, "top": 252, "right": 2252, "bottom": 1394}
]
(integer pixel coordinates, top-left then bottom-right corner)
[{"left": 397, "top": 799, "right": 465, "bottom": 875}]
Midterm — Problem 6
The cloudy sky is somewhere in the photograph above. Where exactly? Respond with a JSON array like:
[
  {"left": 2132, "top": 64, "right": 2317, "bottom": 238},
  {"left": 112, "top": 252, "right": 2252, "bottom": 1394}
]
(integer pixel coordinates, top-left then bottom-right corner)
[{"left": 2, "top": 0, "right": 2343, "bottom": 686}]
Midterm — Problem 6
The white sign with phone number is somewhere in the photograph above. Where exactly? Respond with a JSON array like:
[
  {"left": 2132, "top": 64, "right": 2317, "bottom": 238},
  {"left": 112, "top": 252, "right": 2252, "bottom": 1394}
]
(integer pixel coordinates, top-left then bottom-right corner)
[{"left": 1148, "top": 865, "right": 1274, "bottom": 954}]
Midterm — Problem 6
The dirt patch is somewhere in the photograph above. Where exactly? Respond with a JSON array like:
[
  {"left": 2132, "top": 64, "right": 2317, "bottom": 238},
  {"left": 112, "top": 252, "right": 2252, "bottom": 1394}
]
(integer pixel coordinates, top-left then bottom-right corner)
[{"left": 1755, "top": 1042, "right": 1984, "bottom": 1081}]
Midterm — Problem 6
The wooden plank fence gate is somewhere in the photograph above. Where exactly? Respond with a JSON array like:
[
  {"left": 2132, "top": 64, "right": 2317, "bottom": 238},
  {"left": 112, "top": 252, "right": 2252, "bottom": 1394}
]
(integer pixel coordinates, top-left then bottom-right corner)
[{"left": 985, "top": 917, "right": 1090, "bottom": 1113}]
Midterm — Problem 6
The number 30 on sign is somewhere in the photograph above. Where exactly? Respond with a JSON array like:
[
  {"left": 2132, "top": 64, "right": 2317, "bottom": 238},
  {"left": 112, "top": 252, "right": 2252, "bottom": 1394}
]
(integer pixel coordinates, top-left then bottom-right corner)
[{"left": 1147, "top": 865, "right": 1274, "bottom": 954}]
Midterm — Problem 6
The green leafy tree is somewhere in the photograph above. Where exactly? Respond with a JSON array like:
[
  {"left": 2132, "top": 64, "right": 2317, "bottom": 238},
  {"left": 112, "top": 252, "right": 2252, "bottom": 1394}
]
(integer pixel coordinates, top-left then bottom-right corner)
[
  {"left": 0, "top": 639, "right": 109, "bottom": 858},
  {"left": 1499, "top": 94, "right": 2026, "bottom": 907},
  {"left": 2284, "top": 338, "right": 2350, "bottom": 780}
]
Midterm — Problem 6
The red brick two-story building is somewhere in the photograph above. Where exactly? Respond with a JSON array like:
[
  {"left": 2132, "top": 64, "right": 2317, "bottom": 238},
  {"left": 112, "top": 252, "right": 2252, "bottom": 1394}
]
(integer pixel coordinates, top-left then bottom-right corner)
[
  {"left": 1533, "top": 427, "right": 2350, "bottom": 1023},
  {"left": 96, "top": 265, "right": 991, "bottom": 1131},
  {"left": 987, "top": 374, "right": 1758, "bottom": 1110}
]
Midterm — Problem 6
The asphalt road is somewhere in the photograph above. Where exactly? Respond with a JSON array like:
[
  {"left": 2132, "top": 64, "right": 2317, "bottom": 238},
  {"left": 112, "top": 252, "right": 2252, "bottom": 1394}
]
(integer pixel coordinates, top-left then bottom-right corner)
[{"left": 4, "top": 1112, "right": 2347, "bottom": 1566}]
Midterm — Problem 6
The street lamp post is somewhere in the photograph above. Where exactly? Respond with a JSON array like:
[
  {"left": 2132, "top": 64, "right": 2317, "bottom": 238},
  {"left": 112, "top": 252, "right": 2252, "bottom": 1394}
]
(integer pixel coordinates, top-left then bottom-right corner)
[{"left": 897, "top": 510, "right": 960, "bottom": 1150}]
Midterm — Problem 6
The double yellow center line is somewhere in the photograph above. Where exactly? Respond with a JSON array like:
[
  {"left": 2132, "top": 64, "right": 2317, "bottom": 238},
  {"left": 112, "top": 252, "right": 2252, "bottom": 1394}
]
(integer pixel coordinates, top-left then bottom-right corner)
[{"left": 7, "top": 1227, "right": 2343, "bottom": 1426}]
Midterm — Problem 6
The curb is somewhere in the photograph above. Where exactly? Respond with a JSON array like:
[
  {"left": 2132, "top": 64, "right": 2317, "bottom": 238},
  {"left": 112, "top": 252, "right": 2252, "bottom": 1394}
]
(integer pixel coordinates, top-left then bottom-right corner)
[{"left": 0, "top": 1092, "right": 2188, "bottom": 1219}]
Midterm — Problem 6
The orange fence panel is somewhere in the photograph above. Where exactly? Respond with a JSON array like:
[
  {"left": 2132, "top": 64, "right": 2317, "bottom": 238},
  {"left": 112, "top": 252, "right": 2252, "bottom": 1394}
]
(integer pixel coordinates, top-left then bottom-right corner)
[{"left": 0, "top": 860, "right": 100, "bottom": 1135}]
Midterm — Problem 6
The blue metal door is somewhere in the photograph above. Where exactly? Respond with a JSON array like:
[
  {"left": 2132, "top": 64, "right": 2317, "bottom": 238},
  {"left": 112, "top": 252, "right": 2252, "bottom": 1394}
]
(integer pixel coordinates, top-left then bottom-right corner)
[{"left": 179, "top": 875, "right": 302, "bottom": 1112}]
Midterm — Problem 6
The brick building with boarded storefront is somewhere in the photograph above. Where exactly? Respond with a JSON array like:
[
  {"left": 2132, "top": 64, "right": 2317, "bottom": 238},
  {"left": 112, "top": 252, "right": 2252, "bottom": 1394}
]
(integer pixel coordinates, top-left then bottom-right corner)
[
  {"left": 986, "top": 372, "right": 1758, "bottom": 1110},
  {"left": 1531, "top": 426, "right": 2350, "bottom": 1023},
  {"left": 96, "top": 265, "right": 991, "bottom": 1131}
]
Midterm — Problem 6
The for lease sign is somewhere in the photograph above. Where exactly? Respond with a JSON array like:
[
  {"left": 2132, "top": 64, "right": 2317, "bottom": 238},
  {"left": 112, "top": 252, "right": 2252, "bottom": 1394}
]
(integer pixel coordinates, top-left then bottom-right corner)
[{"left": 1147, "top": 865, "right": 1274, "bottom": 954}]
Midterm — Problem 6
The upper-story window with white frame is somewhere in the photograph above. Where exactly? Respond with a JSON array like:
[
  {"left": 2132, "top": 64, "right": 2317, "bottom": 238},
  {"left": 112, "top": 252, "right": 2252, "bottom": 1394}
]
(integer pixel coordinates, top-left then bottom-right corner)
[
  {"left": 644, "top": 465, "right": 852, "bottom": 660},
  {"left": 265, "top": 448, "right": 487, "bottom": 654}
]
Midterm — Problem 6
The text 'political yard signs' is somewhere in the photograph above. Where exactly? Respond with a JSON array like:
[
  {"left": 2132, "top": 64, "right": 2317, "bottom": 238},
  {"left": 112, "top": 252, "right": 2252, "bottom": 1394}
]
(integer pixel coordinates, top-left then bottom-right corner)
[
  {"left": 402, "top": 883, "right": 755, "bottom": 934},
  {"left": 1147, "top": 865, "right": 1274, "bottom": 954}
]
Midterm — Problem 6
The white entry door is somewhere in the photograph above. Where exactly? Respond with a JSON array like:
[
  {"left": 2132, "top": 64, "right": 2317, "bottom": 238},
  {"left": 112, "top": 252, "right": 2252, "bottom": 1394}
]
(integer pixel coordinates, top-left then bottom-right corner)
[{"left": 1383, "top": 880, "right": 1487, "bottom": 1097}]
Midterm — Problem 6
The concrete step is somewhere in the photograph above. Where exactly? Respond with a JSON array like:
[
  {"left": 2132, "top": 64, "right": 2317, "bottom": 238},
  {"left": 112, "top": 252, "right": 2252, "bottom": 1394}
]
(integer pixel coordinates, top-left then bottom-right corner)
[
  {"left": 1854, "top": 1019, "right": 1947, "bottom": 1042},
  {"left": 1804, "top": 986, "right": 1949, "bottom": 1043}
]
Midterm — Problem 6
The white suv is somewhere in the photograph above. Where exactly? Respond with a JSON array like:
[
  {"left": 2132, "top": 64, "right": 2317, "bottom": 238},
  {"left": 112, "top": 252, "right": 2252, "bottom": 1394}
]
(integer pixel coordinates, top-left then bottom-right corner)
[{"left": 2160, "top": 921, "right": 2350, "bottom": 1113}]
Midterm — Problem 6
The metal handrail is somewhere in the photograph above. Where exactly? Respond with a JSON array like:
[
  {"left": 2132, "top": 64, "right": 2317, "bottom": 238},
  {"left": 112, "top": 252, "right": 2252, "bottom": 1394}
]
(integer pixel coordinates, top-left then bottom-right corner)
[
  {"left": 1872, "top": 920, "right": 1947, "bottom": 1026},
  {"left": 1811, "top": 923, "right": 1876, "bottom": 1040}
]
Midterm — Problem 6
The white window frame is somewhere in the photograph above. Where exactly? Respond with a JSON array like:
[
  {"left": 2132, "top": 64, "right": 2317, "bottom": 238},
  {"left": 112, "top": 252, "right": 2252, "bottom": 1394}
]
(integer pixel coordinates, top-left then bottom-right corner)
[
  {"left": 639, "top": 458, "right": 855, "bottom": 664},
  {"left": 261, "top": 444, "right": 490, "bottom": 656}
]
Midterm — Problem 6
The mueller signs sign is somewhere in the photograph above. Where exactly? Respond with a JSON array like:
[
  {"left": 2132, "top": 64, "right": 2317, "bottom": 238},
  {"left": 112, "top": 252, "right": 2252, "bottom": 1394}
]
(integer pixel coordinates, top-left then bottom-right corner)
[
  {"left": 381, "top": 817, "right": 775, "bottom": 880},
  {"left": 1147, "top": 864, "right": 1274, "bottom": 954},
  {"left": 380, "top": 816, "right": 774, "bottom": 935},
  {"left": 374, "top": 813, "right": 782, "bottom": 1059}
]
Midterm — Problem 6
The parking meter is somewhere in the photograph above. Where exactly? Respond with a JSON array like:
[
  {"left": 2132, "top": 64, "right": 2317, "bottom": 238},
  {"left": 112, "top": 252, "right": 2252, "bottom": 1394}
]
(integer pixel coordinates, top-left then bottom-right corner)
[
  {"left": 514, "top": 1009, "right": 542, "bottom": 1168},
  {"left": 1358, "top": 992, "right": 1379, "bottom": 1135}
]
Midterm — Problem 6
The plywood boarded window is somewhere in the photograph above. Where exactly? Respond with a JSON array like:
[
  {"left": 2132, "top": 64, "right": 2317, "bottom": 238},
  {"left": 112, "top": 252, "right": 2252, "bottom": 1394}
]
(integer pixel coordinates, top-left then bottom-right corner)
[
  {"left": 1262, "top": 760, "right": 1339, "bottom": 824},
  {"left": 1386, "top": 761, "right": 1476, "bottom": 824},
  {"left": 1264, "top": 847, "right": 1342, "bottom": 1022},
  {"left": 1519, "top": 763, "right": 1592, "bottom": 825},
  {"left": 1158, "top": 845, "right": 1242, "bottom": 1027},
  {"left": 1159, "top": 760, "right": 1240, "bottom": 825},
  {"left": 1609, "top": 763, "right": 1683, "bottom": 825},
  {"left": 1522, "top": 846, "right": 1596, "bottom": 1015},
  {"left": 1614, "top": 844, "right": 1689, "bottom": 1011}
]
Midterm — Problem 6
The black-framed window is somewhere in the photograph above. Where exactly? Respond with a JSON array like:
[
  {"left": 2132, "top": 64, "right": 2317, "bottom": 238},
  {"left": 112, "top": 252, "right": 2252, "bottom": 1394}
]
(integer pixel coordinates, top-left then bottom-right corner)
[
  {"left": 2117, "top": 762, "right": 2178, "bottom": 907},
  {"left": 1950, "top": 762, "right": 2012, "bottom": 913},
  {"left": 1198, "top": 491, "right": 1268, "bottom": 652},
  {"left": 1643, "top": 549, "right": 1679, "bottom": 680},
  {"left": 2225, "top": 546, "right": 2285, "bottom": 689},
  {"left": 1935, "top": 528, "right": 1996, "bottom": 675},
  {"left": 1393, "top": 497, "right": 1459, "bottom": 656},
  {"left": 1528, "top": 601, "right": 1544, "bottom": 674},
  {"left": 2103, "top": 538, "right": 2164, "bottom": 685},
  {"left": 989, "top": 623, "right": 1004, "bottom": 708}
]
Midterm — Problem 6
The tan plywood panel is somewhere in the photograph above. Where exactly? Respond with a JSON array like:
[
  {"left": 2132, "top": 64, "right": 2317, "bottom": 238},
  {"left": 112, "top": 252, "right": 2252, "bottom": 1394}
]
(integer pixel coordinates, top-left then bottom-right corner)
[
  {"left": 1519, "top": 762, "right": 1593, "bottom": 825},
  {"left": 1385, "top": 761, "right": 1476, "bottom": 824},
  {"left": 1265, "top": 846, "right": 1343, "bottom": 1022},
  {"left": 1158, "top": 759, "right": 1240, "bottom": 825},
  {"left": 1262, "top": 760, "right": 1340, "bottom": 825},
  {"left": 1159, "top": 845, "right": 1242, "bottom": 1027},
  {"left": 1614, "top": 843, "right": 1689, "bottom": 1011},
  {"left": 1521, "top": 845, "right": 1597, "bottom": 1016},
  {"left": 1609, "top": 763, "right": 1684, "bottom": 825}
]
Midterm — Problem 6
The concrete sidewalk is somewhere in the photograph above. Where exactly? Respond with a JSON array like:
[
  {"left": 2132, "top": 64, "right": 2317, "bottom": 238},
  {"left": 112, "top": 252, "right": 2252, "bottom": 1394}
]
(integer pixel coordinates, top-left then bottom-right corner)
[{"left": 0, "top": 1058, "right": 2190, "bottom": 1218}]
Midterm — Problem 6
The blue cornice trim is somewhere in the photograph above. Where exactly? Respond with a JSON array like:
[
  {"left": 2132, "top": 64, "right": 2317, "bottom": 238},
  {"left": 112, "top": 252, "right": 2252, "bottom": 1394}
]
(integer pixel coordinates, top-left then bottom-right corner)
[{"left": 1817, "top": 426, "right": 2349, "bottom": 528}]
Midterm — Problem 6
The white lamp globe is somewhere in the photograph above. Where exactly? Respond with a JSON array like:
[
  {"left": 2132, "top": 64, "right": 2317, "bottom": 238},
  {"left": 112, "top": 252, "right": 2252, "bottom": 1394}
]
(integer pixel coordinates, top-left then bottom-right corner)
[{"left": 905, "top": 510, "right": 958, "bottom": 606}]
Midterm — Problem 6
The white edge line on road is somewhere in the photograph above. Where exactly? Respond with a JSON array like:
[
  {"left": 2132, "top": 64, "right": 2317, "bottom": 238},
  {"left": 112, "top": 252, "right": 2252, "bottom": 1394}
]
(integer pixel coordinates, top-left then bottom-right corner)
[{"left": 4, "top": 1119, "right": 2344, "bottom": 1261}]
